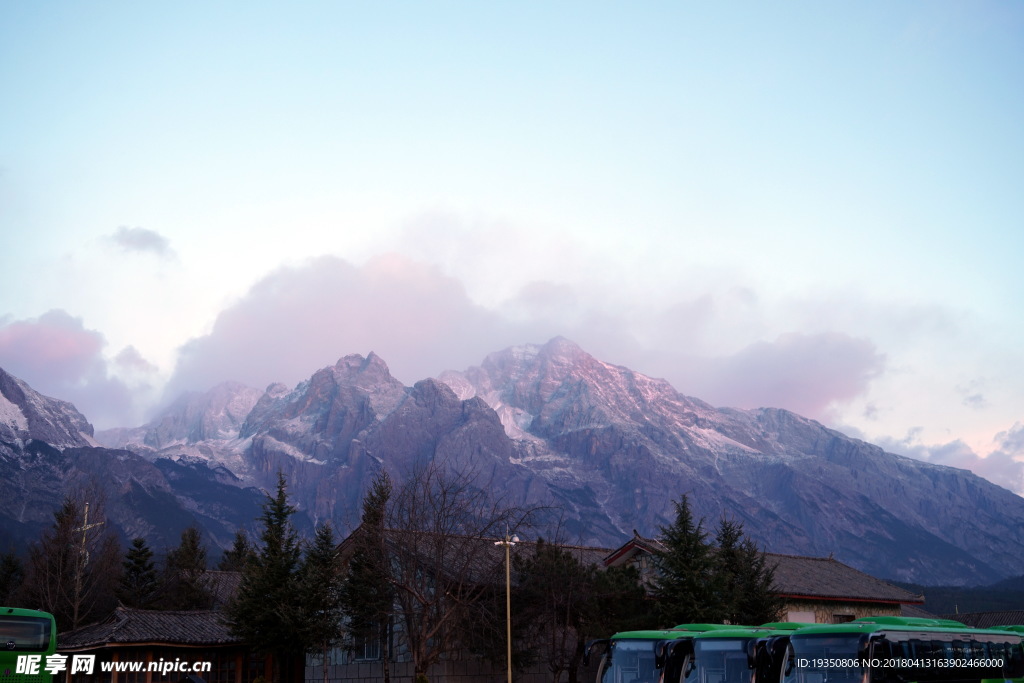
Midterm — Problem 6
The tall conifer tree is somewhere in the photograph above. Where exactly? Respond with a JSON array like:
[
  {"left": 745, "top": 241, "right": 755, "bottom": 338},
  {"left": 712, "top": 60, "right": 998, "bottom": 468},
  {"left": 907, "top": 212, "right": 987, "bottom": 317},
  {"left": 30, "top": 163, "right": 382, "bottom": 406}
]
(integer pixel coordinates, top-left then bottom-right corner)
[
  {"left": 340, "top": 470, "right": 393, "bottom": 682},
  {"left": 225, "top": 472, "right": 304, "bottom": 681},
  {"left": 162, "top": 526, "right": 213, "bottom": 610},
  {"left": 118, "top": 538, "right": 159, "bottom": 608},
  {"left": 218, "top": 530, "right": 256, "bottom": 571},
  {"left": 300, "top": 523, "right": 344, "bottom": 683},
  {"left": 652, "top": 495, "right": 720, "bottom": 626},
  {"left": 714, "top": 518, "right": 782, "bottom": 625}
]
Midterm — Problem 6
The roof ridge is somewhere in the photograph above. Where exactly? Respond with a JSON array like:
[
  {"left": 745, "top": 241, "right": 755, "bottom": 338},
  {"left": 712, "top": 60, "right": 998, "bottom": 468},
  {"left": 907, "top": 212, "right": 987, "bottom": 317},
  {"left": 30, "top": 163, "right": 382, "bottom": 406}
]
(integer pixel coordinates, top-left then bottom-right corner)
[
  {"left": 106, "top": 608, "right": 131, "bottom": 638},
  {"left": 764, "top": 551, "right": 836, "bottom": 561}
]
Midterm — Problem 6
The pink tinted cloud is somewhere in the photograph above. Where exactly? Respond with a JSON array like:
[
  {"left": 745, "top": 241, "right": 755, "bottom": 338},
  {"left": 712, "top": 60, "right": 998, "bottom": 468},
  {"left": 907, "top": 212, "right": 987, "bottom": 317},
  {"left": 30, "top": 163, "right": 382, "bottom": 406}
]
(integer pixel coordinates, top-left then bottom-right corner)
[
  {"left": 0, "top": 310, "right": 152, "bottom": 429},
  {"left": 164, "top": 255, "right": 518, "bottom": 398},
  {"left": 0, "top": 310, "right": 105, "bottom": 384}
]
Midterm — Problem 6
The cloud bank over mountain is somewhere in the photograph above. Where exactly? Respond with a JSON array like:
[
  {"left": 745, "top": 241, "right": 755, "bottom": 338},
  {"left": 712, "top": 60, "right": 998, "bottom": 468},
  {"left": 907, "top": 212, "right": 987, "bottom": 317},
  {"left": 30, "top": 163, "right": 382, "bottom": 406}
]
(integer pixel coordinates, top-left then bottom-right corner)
[{"left": 160, "top": 255, "right": 887, "bottom": 426}]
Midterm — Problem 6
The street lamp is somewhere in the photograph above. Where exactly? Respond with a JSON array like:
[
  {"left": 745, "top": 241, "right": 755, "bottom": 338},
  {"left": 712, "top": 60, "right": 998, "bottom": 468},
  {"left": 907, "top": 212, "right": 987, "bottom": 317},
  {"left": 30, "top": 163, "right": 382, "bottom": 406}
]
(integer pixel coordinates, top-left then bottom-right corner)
[{"left": 494, "top": 530, "right": 518, "bottom": 683}]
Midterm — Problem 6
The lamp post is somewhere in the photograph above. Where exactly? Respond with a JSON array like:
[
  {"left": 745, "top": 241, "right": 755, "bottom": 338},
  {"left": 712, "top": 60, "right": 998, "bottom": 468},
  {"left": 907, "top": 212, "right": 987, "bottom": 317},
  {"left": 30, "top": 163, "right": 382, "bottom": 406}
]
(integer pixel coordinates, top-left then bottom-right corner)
[{"left": 494, "top": 530, "right": 518, "bottom": 683}]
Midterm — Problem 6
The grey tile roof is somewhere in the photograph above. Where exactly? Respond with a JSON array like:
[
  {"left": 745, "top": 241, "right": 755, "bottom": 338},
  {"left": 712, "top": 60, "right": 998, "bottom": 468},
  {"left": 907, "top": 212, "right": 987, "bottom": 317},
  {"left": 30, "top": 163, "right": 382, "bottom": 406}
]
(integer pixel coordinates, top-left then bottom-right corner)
[
  {"left": 768, "top": 553, "right": 923, "bottom": 604},
  {"left": 205, "top": 570, "right": 242, "bottom": 607},
  {"left": 59, "top": 607, "right": 240, "bottom": 650},
  {"left": 901, "top": 603, "right": 939, "bottom": 619},
  {"left": 943, "top": 611, "right": 1024, "bottom": 628}
]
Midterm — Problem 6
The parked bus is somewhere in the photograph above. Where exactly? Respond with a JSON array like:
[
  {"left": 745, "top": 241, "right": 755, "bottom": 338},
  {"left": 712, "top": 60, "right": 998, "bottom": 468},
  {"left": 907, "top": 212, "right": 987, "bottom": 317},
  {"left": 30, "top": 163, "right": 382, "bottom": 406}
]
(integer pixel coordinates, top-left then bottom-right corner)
[
  {"left": 984, "top": 625, "right": 1024, "bottom": 683},
  {"left": 586, "top": 624, "right": 741, "bottom": 683},
  {"left": 0, "top": 607, "right": 57, "bottom": 683},
  {"left": 664, "top": 623, "right": 812, "bottom": 683},
  {"left": 781, "top": 617, "right": 1024, "bottom": 683}
]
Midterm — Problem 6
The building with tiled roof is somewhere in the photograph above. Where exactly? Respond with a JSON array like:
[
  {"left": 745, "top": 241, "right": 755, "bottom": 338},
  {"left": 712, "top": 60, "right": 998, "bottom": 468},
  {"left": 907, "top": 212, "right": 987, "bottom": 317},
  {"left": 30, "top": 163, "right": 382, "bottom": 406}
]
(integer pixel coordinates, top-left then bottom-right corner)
[
  {"left": 604, "top": 532, "right": 925, "bottom": 624},
  {"left": 57, "top": 602, "right": 271, "bottom": 683},
  {"left": 59, "top": 608, "right": 237, "bottom": 651}
]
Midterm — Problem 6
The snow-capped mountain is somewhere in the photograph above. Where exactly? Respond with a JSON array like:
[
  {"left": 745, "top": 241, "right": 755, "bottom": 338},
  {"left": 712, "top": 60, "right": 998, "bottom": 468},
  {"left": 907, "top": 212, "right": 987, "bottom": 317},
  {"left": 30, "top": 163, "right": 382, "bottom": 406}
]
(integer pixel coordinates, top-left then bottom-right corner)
[
  {"left": 440, "top": 338, "right": 1024, "bottom": 584},
  {"left": 0, "top": 368, "right": 97, "bottom": 449},
  {"left": 97, "top": 380, "right": 263, "bottom": 451},
  {"left": 7, "top": 338, "right": 1024, "bottom": 585},
  {"left": 0, "top": 368, "right": 265, "bottom": 552}
]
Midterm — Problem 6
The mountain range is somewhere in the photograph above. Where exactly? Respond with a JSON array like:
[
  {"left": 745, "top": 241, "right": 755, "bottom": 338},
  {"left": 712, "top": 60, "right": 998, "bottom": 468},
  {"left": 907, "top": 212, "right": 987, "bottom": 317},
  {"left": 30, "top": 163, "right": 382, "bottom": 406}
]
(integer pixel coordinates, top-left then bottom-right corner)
[{"left": 3, "top": 337, "right": 1022, "bottom": 586}]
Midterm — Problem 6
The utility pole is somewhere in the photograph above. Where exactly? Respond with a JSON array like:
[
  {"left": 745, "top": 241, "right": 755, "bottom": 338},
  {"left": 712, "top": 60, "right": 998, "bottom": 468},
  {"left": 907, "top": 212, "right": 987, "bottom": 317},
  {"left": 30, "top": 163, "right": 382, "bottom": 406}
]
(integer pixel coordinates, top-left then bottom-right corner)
[
  {"left": 72, "top": 502, "right": 104, "bottom": 628},
  {"left": 494, "top": 529, "right": 518, "bottom": 683}
]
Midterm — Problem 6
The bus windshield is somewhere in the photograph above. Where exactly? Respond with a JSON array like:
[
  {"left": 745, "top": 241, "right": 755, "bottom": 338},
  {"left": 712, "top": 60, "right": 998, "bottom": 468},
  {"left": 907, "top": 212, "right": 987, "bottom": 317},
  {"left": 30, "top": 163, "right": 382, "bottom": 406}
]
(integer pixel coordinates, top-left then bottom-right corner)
[
  {"left": 686, "top": 638, "right": 752, "bottom": 683},
  {"left": 600, "top": 639, "right": 663, "bottom": 683},
  {"left": 783, "top": 634, "right": 864, "bottom": 683},
  {"left": 0, "top": 616, "right": 52, "bottom": 651}
]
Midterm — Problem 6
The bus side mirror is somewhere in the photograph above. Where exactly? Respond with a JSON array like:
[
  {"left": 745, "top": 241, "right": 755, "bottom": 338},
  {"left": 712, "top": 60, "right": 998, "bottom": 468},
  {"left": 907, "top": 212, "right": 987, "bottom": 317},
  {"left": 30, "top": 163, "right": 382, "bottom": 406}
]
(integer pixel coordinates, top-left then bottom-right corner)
[
  {"left": 782, "top": 644, "right": 794, "bottom": 677},
  {"left": 1004, "top": 641, "right": 1024, "bottom": 678},
  {"left": 754, "top": 638, "right": 780, "bottom": 674},
  {"left": 655, "top": 640, "right": 670, "bottom": 668},
  {"left": 857, "top": 634, "right": 872, "bottom": 662},
  {"left": 584, "top": 639, "right": 610, "bottom": 667},
  {"left": 663, "top": 639, "right": 694, "bottom": 683}
]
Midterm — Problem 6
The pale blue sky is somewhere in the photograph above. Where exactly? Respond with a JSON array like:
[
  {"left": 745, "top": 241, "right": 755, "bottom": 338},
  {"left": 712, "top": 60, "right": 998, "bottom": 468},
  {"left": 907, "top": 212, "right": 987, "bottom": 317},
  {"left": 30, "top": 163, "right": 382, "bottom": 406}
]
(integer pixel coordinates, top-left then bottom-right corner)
[{"left": 2, "top": 2, "right": 1023, "bottom": 491}]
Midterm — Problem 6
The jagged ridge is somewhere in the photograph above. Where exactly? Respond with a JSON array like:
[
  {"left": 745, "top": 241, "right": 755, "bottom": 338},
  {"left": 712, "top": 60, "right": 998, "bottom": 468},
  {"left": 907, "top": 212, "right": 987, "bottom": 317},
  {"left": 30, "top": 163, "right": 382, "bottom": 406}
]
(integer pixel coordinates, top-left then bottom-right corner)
[{"left": 9, "top": 338, "right": 1024, "bottom": 585}]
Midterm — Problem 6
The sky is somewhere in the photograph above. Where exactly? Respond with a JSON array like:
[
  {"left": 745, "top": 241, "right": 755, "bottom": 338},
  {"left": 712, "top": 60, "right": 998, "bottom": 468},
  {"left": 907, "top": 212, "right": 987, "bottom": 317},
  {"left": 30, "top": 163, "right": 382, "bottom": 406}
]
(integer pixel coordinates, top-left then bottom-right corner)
[{"left": 2, "top": 2, "right": 1023, "bottom": 493}]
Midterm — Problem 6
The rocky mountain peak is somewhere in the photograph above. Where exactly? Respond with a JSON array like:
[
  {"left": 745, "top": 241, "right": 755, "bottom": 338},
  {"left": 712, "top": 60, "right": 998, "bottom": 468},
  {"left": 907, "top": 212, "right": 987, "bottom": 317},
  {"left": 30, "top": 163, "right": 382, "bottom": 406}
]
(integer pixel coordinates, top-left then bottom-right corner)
[
  {"left": 333, "top": 351, "right": 392, "bottom": 383},
  {"left": 444, "top": 337, "right": 715, "bottom": 439},
  {"left": 0, "top": 367, "right": 95, "bottom": 449},
  {"left": 96, "top": 381, "right": 262, "bottom": 450},
  {"left": 265, "top": 382, "right": 290, "bottom": 397}
]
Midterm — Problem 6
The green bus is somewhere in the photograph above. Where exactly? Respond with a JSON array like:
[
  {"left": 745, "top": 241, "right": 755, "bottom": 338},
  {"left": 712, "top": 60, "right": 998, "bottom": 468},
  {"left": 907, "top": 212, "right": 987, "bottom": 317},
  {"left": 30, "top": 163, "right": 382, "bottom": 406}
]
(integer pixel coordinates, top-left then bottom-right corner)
[
  {"left": 780, "top": 617, "right": 1024, "bottom": 683},
  {"left": 664, "top": 623, "right": 813, "bottom": 683},
  {"left": 586, "top": 624, "right": 744, "bottom": 683},
  {"left": 0, "top": 607, "right": 57, "bottom": 683},
  {"left": 985, "top": 625, "right": 1024, "bottom": 683}
]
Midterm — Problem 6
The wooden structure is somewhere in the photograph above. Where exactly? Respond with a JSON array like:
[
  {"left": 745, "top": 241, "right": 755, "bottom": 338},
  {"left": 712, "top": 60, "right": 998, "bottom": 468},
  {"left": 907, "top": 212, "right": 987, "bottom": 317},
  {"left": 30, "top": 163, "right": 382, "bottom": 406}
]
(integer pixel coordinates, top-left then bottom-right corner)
[{"left": 58, "top": 606, "right": 274, "bottom": 683}]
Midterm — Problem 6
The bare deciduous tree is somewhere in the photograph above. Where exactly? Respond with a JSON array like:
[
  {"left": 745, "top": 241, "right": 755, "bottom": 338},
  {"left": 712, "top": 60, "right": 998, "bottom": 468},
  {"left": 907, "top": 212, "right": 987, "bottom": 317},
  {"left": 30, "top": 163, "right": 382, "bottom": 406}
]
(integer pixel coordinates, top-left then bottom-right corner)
[
  {"left": 383, "top": 459, "right": 534, "bottom": 682},
  {"left": 21, "top": 493, "right": 120, "bottom": 630}
]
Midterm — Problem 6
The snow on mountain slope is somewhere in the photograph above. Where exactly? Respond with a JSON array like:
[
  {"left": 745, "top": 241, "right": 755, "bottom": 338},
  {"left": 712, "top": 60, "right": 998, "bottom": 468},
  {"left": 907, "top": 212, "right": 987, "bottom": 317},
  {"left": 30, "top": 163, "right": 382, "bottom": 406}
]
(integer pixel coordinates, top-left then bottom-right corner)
[
  {"left": 9, "top": 338, "right": 1024, "bottom": 585},
  {"left": 0, "top": 367, "right": 97, "bottom": 448}
]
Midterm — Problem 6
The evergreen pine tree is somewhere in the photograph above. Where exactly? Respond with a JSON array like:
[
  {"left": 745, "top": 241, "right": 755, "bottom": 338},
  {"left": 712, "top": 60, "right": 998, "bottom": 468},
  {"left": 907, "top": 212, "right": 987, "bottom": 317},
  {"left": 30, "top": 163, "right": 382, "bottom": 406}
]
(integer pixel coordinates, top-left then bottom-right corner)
[
  {"left": 300, "top": 523, "right": 344, "bottom": 683},
  {"left": 714, "top": 518, "right": 783, "bottom": 625},
  {"left": 225, "top": 472, "right": 305, "bottom": 681},
  {"left": 162, "top": 526, "right": 213, "bottom": 610},
  {"left": 713, "top": 517, "right": 744, "bottom": 622},
  {"left": 218, "top": 529, "right": 256, "bottom": 571},
  {"left": 652, "top": 495, "right": 721, "bottom": 626},
  {"left": 340, "top": 470, "right": 393, "bottom": 683},
  {"left": 118, "top": 538, "right": 159, "bottom": 608}
]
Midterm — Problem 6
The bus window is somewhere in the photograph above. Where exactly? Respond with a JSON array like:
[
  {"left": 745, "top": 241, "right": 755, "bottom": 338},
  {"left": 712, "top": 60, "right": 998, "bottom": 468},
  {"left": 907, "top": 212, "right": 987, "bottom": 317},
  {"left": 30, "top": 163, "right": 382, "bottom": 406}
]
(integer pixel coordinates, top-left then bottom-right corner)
[{"left": 0, "top": 616, "right": 51, "bottom": 651}]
